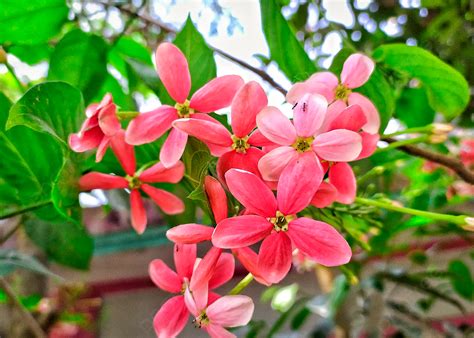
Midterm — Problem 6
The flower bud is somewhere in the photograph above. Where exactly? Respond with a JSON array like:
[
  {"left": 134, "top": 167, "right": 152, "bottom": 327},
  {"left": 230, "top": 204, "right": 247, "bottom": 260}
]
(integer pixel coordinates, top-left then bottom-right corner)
[
  {"left": 462, "top": 217, "right": 474, "bottom": 231},
  {"left": 429, "top": 134, "right": 448, "bottom": 144},
  {"left": 431, "top": 123, "right": 453, "bottom": 135}
]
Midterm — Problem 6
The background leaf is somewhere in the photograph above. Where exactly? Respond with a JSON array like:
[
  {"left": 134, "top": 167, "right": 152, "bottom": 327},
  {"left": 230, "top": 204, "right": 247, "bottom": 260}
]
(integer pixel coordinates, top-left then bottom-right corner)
[
  {"left": 396, "top": 87, "right": 436, "bottom": 128},
  {"left": 448, "top": 260, "right": 473, "bottom": 301},
  {"left": 0, "top": 249, "right": 60, "bottom": 279}
]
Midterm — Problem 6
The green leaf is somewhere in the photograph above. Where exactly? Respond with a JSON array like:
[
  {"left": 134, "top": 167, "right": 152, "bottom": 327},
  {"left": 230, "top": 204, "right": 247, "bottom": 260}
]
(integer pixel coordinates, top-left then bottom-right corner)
[
  {"left": 113, "top": 37, "right": 153, "bottom": 65},
  {"left": 6, "top": 82, "right": 85, "bottom": 146},
  {"left": 395, "top": 87, "right": 436, "bottom": 128},
  {"left": 48, "top": 30, "right": 108, "bottom": 103},
  {"left": 260, "top": 0, "right": 317, "bottom": 81},
  {"left": 7, "top": 43, "right": 53, "bottom": 65},
  {"left": 0, "top": 249, "right": 61, "bottom": 279},
  {"left": 0, "top": 0, "right": 68, "bottom": 44},
  {"left": 51, "top": 157, "right": 81, "bottom": 221},
  {"left": 372, "top": 44, "right": 470, "bottom": 120},
  {"left": 24, "top": 205, "right": 94, "bottom": 270},
  {"left": 448, "top": 260, "right": 474, "bottom": 301}
]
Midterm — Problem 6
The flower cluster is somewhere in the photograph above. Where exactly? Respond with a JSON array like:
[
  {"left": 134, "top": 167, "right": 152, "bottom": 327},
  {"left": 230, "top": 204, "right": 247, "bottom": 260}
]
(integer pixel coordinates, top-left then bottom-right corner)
[{"left": 70, "top": 42, "right": 380, "bottom": 338}]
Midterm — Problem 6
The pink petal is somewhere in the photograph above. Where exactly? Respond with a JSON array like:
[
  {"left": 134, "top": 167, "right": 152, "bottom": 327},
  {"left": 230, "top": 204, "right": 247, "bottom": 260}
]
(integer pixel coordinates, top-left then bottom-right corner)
[
  {"left": 357, "top": 132, "right": 379, "bottom": 159},
  {"left": 155, "top": 43, "right": 191, "bottom": 103},
  {"left": 256, "top": 106, "right": 296, "bottom": 145},
  {"left": 206, "top": 324, "right": 235, "bottom": 338},
  {"left": 69, "top": 127, "right": 102, "bottom": 153},
  {"left": 190, "top": 75, "right": 244, "bottom": 113},
  {"left": 85, "top": 103, "right": 100, "bottom": 118},
  {"left": 313, "top": 130, "right": 362, "bottom": 162},
  {"left": 98, "top": 102, "right": 120, "bottom": 136},
  {"left": 287, "top": 217, "right": 352, "bottom": 266},
  {"left": 286, "top": 72, "right": 338, "bottom": 104},
  {"left": 212, "top": 215, "right": 272, "bottom": 248},
  {"left": 329, "top": 162, "right": 356, "bottom": 204},
  {"left": 125, "top": 106, "right": 177, "bottom": 145},
  {"left": 225, "top": 169, "right": 277, "bottom": 217},
  {"left": 139, "top": 161, "right": 185, "bottom": 183},
  {"left": 293, "top": 93, "right": 327, "bottom": 137},
  {"left": 204, "top": 176, "right": 228, "bottom": 223},
  {"left": 208, "top": 253, "right": 235, "bottom": 290},
  {"left": 257, "top": 232, "right": 292, "bottom": 284},
  {"left": 233, "top": 247, "right": 271, "bottom": 286},
  {"left": 277, "top": 152, "right": 323, "bottom": 214},
  {"left": 149, "top": 259, "right": 181, "bottom": 293},
  {"left": 207, "top": 295, "right": 254, "bottom": 327},
  {"left": 216, "top": 147, "right": 263, "bottom": 184},
  {"left": 174, "top": 243, "right": 197, "bottom": 280},
  {"left": 328, "top": 104, "right": 367, "bottom": 132},
  {"left": 348, "top": 92, "right": 380, "bottom": 134},
  {"left": 79, "top": 172, "right": 128, "bottom": 191},
  {"left": 310, "top": 182, "right": 338, "bottom": 208},
  {"left": 159, "top": 127, "right": 188, "bottom": 168},
  {"left": 167, "top": 224, "right": 214, "bottom": 244},
  {"left": 257, "top": 146, "right": 298, "bottom": 182},
  {"left": 172, "top": 118, "right": 232, "bottom": 147},
  {"left": 141, "top": 184, "right": 184, "bottom": 215},
  {"left": 153, "top": 296, "right": 188, "bottom": 338},
  {"left": 340, "top": 53, "right": 374, "bottom": 89},
  {"left": 184, "top": 285, "right": 200, "bottom": 317},
  {"left": 320, "top": 99, "right": 346, "bottom": 133},
  {"left": 95, "top": 136, "right": 110, "bottom": 162},
  {"left": 110, "top": 130, "right": 136, "bottom": 176},
  {"left": 190, "top": 246, "right": 222, "bottom": 291},
  {"left": 231, "top": 81, "right": 268, "bottom": 137},
  {"left": 130, "top": 189, "right": 147, "bottom": 234},
  {"left": 248, "top": 129, "right": 275, "bottom": 147}
]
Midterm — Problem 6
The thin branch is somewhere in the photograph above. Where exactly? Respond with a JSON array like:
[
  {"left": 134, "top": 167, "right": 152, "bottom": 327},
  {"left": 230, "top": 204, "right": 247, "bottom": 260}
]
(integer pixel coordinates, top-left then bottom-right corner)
[
  {"left": 385, "top": 137, "right": 474, "bottom": 184},
  {"left": 0, "top": 222, "right": 22, "bottom": 246},
  {"left": 0, "top": 200, "right": 51, "bottom": 221},
  {"left": 0, "top": 277, "right": 47, "bottom": 338}
]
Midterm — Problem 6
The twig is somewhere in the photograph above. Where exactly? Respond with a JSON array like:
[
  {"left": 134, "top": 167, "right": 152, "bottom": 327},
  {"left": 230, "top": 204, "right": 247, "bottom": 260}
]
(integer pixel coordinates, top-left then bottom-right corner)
[
  {"left": 384, "top": 137, "right": 474, "bottom": 184},
  {"left": 0, "top": 222, "right": 22, "bottom": 245},
  {"left": 0, "top": 200, "right": 51, "bottom": 221},
  {"left": 0, "top": 277, "right": 47, "bottom": 338}
]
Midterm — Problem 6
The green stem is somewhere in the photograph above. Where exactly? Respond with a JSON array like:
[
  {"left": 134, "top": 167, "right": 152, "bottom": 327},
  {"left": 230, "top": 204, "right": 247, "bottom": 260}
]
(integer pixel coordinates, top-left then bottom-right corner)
[
  {"left": 355, "top": 197, "right": 470, "bottom": 225},
  {"left": 116, "top": 111, "right": 139, "bottom": 120},
  {"left": 376, "top": 135, "right": 429, "bottom": 153},
  {"left": 382, "top": 126, "right": 432, "bottom": 138},
  {"left": 5, "top": 63, "right": 26, "bottom": 92},
  {"left": 0, "top": 200, "right": 51, "bottom": 221},
  {"left": 228, "top": 273, "right": 254, "bottom": 295}
]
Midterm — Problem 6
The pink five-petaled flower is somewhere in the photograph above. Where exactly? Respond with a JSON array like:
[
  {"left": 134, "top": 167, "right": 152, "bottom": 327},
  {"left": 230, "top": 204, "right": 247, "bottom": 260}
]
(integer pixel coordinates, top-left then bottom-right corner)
[
  {"left": 184, "top": 286, "right": 254, "bottom": 338},
  {"left": 69, "top": 93, "right": 121, "bottom": 162},
  {"left": 78, "top": 132, "right": 185, "bottom": 234},
  {"left": 150, "top": 244, "right": 234, "bottom": 338},
  {"left": 257, "top": 93, "right": 362, "bottom": 183},
  {"left": 172, "top": 81, "right": 270, "bottom": 182},
  {"left": 125, "top": 42, "right": 244, "bottom": 168},
  {"left": 212, "top": 159, "right": 352, "bottom": 284},
  {"left": 287, "top": 53, "right": 380, "bottom": 134}
]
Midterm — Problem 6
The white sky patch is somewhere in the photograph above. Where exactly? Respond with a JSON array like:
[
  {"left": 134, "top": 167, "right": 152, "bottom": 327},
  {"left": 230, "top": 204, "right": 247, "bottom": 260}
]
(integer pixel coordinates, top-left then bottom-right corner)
[{"left": 322, "top": 0, "right": 354, "bottom": 28}]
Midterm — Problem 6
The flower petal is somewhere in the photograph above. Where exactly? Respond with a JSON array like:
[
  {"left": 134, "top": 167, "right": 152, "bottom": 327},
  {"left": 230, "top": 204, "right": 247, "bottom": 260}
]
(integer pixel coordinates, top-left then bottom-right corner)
[
  {"left": 329, "top": 162, "right": 356, "bottom": 204},
  {"left": 95, "top": 137, "right": 110, "bottom": 162},
  {"left": 212, "top": 215, "right": 272, "bottom": 248},
  {"left": 79, "top": 172, "right": 128, "bottom": 191},
  {"left": 207, "top": 295, "right": 254, "bottom": 327},
  {"left": 159, "top": 127, "right": 188, "bottom": 168},
  {"left": 167, "top": 224, "right": 214, "bottom": 244},
  {"left": 277, "top": 152, "right": 323, "bottom": 214},
  {"left": 310, "top": 182, "right": 338, "bottom": 208},
  {"left": 139, "top": 161, "right": 185, "bottom": 183},
  {"left": 204, "top": 176, "right": 228, "bottom": 223},
  {"left": 174, "top": 243, "right": 197, "bottom": 280},
  {"left": 141, "top": 184, "right": 184, "bottom": 215},
  {"left": 190, "top": 75, "right": 244, "bottom": 113},
  {"left": 286, "top": 72, "right": 338, "bottom": 104},
  {"left": 293, "top": 93, "right": 327, "bottom": 137},
  {"left": 153, "top": 296, "right": 188, "bottom": 338},
  {"left": 340, "top": 53, "right": 374, "bottom": 89},
  {"left": 110, "top": 130, "right": 136, "bottom": 176},
  {"left": 155, "top": 43, "right": 191, "bottom": 103},
  {"left": 257, "top": 146, "right": 298, "bottom": 182},
  {"left": 233, "top": 247, "right": 271, "bottom": 286},
  {"left": 258, "top": 232, "right": 292, "bottom": 284},
  {"left": 190, "top": 246, "right": 222, "bottom": 291},
  {"left": 357, "top": 132, "right": 379, "bottom": 159},
  {"left": 231, "top": 81, "right": 268, "bottom": 137},
  {"left": 348, "top": 92, "right": 380, "bottom": 133},
  {"left": 208, "top": 253, "right": 235, "bottom": 290},
  {"left": 225, "top": 169, "right": 277, "bottom": 217},
  {"left": 248, "top": 128, "right": 275, "bottom": 147},
  {"left": 98, "top": 101, "right": 120, "bottom": 136},
  {"left": 125, "top": 106, "right": 176, "bottom": 145},
  {"left": 68, "top": 128, "right": 102, "bottom": 152},
  {"left": 216, "top": 147, "right": 264, "bottom": 184},
  {"left": 287, "top": 217, "right": 352, "bottom": 266},
  {"left": 313, "top": 130, "right": 362, "bottom": 162},
  {"left": 328, "top": 104, "right": 367, "bottom": 132},
  {"left": 130, "top": 189, "right": 147, "bottom": 234},
  {"left": 256, "top": 106, "right": 296, "bottom": 145},
  {"left": 149, "top": 259, "right": 181, "bottom": 293},
  {"left": 172, "top": 118, "right": 232, "bottom": 146},
  {"left": 206, "top": 324, "right": 235, "bottom": 338}
]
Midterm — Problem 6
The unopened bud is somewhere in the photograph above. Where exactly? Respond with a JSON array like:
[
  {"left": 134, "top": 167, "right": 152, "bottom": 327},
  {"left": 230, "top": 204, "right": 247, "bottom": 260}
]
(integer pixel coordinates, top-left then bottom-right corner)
[
  {"left": 391, "top": 200, "right": 404, "bottom": 208},
  {"left": 0, "top": 47, "right": 6, "bottom": 64},
  {"left": 431, "top": 123, "right": 453, "bottom": 135},
  {"left": 373, "top": 166, "right": 384, "bottom": 174},
  {"left": 462, "top": 217, "right": 474, "bottom": 231},
  {"left": 429, "top": 134, "right": 448, "bottom": 144}
]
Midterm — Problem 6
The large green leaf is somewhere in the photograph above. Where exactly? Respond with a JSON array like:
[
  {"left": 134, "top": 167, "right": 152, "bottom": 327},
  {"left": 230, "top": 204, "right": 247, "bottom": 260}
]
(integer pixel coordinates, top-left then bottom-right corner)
[
  {"left": 372, "top": 44, "right": 470, "bottom": 120},
  {"left": 48, "top": 30, "right": 108, "bottom": 103},
  {"left": 396, "top": 87, "right": 435, "bottom": 128},
  {"left": 448, "top": 260, "right": 473, "bottom": 301},
  {"left": 260, "top": 0, "right": 317, "bottom": 81},
  {"left": 7, "top": 43, "right": 53, "bottom": 65},
  {"left": 0, "top": 0, "right": 68, "bottom": 44},
  {"left": 6, "top": 82, "right": 84, "bottom": 146}
]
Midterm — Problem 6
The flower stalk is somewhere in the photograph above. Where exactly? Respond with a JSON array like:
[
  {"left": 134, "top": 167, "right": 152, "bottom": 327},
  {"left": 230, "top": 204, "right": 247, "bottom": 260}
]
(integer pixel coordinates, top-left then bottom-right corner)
[{"left": 228, "top": 273, "right": 254, "bottom": 295}]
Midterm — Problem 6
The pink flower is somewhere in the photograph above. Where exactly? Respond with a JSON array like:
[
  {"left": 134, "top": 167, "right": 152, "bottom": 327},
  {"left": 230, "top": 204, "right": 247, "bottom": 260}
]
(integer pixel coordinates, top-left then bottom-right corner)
[
  {"left": 460, "top": 139, "right": 474, "bottom": 167},
  {"left": 172, "top": 81, "right": 270, "bottom": 182},
  {"left": 150, "top": 244, "right": 234, "bottom": 338},
  {"left": 257, "top": 93, "right": 362, "bottom": 182},
  {"left": 69, "top": 93, "right": 121, "bottom": 162},
  {"left": 78, "top": 132, "right": 185, "bottom": 234},
  {"left": 287, "top": 53, "right": 380, "bottom": 134},
  {"left": 212, "top": 159, "right": 352, "bottom": 284},
  {"left": 184, "top": 286, "right": 254, "bottom": 338},
  {"left": 125, "top": 43, "right": 243, "bottom": 168}
]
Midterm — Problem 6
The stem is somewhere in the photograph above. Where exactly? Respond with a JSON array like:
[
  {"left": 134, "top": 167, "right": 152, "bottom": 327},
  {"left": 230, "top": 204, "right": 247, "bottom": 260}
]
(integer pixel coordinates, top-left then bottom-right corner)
[
  {"left": 116, "top": 111, "right": 139, "bottom": 120},
  {"left": 5, "top": 62, "right": 26, "bottom": 92},
  {"left": 0, "top": 277, "right": 47, "bottom": 338},
  {"left": 376, "top": 135, "right": 429, "bottom": 153},
  {"left": 228, "top": 273, "right": 254, "bottom": 295},
  {"left": 382, "top": 126, "right": 432, "bottom": 138},
  {"left": 0, "top": 222, "right": 22, "bottom": 245},
  {"left": 355, "top": 197, "right": 469, "bottom": 225},
  {"left": 0, "top": 200, "right": 51, "bottom": 221}
]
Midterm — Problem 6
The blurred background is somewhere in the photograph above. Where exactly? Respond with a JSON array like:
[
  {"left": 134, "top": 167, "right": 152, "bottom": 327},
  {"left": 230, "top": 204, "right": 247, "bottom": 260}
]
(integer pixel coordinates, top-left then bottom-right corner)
[{"left": 0, "top": 0, "right": 473, "bottom": 337}]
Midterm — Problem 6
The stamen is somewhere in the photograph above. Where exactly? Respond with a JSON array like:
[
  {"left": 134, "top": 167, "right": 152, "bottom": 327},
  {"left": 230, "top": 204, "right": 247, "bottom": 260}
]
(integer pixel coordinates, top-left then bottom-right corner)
[
  {"left": 292, "top": 136, "right": 314, "bottom": 153},
  {"left": 194, "top": 311, "right": 209, "bottom": 328},
  {"left": 334, "top": 84, "right": 351, "bottom": 101},
  {"left": 231, "top": 135, "right": 250, "bottom": 154},
  {"left": 270, "top": 211, "right": 295, "bottom": 232},
  {"left": 125, "top": 175, "right": 142, "bottom": 189},
  {"left": 175, "top": 99, "right": 195, "bottom": 118}
]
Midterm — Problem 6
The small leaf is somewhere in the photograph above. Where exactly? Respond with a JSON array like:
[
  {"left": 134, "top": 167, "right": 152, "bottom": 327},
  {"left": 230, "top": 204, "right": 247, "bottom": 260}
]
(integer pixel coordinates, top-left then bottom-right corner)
[
  {"left": 448, "top": 260, "right": 474, "bottom": 301},
  {"left": 0, "top": 249, "right": 61, "bottom": 279}
]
